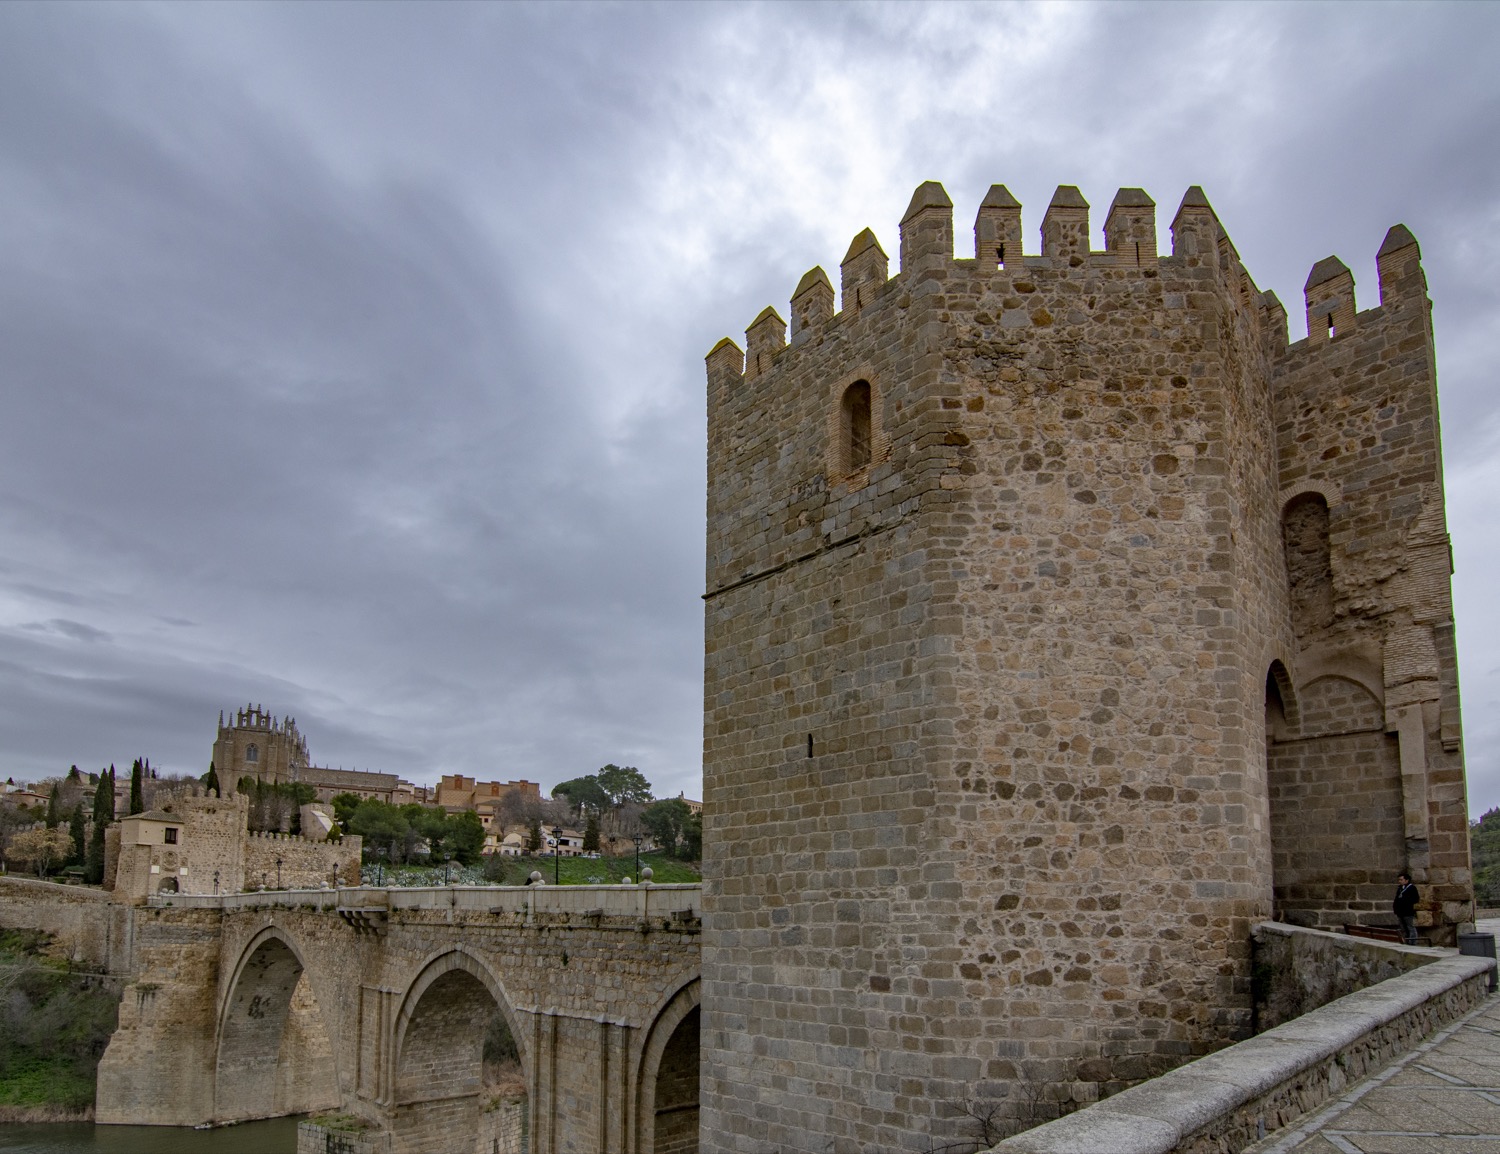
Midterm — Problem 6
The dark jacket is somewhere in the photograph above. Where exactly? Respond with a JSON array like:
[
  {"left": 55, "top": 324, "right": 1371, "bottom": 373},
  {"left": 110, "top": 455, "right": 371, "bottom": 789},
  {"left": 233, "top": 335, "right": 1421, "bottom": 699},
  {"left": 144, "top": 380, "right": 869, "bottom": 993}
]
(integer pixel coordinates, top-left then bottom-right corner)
[{"left": 1393, "top": 881, "right": 1419, "bottom": 917}]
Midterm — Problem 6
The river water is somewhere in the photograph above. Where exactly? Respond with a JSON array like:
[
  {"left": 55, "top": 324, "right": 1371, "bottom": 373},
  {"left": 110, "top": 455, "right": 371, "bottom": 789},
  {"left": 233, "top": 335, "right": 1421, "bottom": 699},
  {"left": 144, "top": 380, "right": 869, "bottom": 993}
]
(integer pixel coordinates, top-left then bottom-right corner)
[{"left": 0, "top": 1119, "right": 299, "bottom": 1153}]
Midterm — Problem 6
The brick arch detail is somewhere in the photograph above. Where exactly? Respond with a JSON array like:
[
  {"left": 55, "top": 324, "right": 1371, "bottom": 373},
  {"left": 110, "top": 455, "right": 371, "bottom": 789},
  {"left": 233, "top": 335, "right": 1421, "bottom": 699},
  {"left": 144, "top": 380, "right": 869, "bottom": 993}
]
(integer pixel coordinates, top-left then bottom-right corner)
[
  {"left": 1266, "top": 657, "right": 1300, "bottom": 733},
  {"left": 1295, "top": 640, "right": 1386, "bottom": 716},
  {"left": 1278, "top": 478, "right": 1342, "bottom": 512},
  {"left": 635, "top": 975, "right": 701, "bottom": 1154},
  {"left": 826, "top": 366, "right": 888, "bottom": 485}
]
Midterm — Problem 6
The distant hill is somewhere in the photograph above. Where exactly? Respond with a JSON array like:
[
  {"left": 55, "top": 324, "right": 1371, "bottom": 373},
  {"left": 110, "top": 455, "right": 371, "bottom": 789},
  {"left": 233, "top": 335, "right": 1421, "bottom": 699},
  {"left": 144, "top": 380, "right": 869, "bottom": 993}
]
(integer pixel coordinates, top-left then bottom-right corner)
[{"left": 1471, "top": 809, "right": 1500, "bottom": 906}]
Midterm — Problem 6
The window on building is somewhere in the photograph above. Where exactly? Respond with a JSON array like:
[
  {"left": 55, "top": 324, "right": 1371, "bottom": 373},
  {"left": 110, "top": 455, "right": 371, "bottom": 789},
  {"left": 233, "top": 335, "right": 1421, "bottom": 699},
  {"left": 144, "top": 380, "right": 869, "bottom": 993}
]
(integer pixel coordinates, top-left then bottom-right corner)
[
  {"left": 841, "top": 380, "right": 872, "bottom": 473},
  {"left": 245, "top": 743, "right": 259, "bottom": 763},
  {"left": 164, "top": 827, "right": 178, "bottom": 845}
]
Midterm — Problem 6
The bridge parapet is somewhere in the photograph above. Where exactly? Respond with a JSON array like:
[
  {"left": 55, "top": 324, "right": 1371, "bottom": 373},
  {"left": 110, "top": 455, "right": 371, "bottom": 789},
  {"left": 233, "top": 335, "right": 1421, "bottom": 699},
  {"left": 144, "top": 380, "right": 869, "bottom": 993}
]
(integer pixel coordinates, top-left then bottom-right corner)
[{"left": 151, "top": 882, "right": 701, "bottom": 926}]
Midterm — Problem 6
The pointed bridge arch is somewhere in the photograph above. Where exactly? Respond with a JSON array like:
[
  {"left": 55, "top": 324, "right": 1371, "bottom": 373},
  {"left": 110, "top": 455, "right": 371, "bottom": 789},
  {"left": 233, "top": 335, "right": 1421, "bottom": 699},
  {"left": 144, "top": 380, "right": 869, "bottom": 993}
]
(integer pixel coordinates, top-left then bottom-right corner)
[
  {"left": 214, "top": 924, "right": 338, "bottom": 1123},
  {"left": 391, "top": 947, "right": 529, "bottom": 1154},
  {"left": 636, "top": 975, "right": 701, "bottom": 1154}
]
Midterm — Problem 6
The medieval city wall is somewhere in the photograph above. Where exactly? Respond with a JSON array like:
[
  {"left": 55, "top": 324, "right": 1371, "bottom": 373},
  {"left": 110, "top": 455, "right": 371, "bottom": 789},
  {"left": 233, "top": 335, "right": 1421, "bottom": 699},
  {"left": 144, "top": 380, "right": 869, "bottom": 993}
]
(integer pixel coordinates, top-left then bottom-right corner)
[{"left": 244, "top": 829, "right": 362, "bottom": 890}]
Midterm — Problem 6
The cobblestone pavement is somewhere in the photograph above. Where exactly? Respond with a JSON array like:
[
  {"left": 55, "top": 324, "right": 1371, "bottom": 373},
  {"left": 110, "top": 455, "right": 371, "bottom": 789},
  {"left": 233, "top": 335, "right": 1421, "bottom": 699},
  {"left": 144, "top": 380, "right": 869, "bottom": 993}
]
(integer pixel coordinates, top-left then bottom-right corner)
[{"left": 1249, "top": 925, "right": 1500, "bottom": 1154}]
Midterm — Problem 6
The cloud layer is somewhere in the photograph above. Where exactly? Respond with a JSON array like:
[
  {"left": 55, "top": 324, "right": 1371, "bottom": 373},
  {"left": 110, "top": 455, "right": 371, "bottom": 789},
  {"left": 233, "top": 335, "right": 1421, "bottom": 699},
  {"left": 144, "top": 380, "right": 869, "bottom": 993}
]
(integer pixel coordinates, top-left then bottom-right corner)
[{"left": 1, "top": 3, "right": 1497, "bottom": 809}]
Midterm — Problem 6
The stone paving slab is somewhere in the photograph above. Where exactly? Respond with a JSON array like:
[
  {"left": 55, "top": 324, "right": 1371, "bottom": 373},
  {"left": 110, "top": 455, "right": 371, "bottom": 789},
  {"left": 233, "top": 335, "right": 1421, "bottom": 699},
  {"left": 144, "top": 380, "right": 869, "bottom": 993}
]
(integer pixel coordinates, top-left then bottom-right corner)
[{"left": 1248, "top": 927, "right": 1500, "bottom": 1154}]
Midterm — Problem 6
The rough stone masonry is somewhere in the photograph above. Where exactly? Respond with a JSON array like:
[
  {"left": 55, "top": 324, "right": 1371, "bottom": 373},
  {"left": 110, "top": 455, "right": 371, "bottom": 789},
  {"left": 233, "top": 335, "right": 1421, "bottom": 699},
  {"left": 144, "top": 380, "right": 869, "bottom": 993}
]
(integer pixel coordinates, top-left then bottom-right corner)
[{"left": 699, "top": 180, "right": 1470, "bottom": 1152}]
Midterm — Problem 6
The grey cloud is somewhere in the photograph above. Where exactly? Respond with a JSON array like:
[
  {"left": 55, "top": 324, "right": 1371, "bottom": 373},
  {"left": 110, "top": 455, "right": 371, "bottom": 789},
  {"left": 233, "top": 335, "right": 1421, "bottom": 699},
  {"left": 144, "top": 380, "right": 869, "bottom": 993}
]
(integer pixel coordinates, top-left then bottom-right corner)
[
  {"left": 20, "top": 619, "right": 113, "bottom": 644},
  {"left": 0, "top": 2, "right": 1496, "bottom": 813}
]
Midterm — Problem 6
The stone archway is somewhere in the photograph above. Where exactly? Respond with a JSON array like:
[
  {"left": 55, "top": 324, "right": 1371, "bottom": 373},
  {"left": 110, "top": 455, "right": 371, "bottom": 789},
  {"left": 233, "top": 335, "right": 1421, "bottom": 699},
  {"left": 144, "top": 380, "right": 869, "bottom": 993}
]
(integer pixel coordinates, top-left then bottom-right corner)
[
  {"left": 1268, "top": 671, "right": 1404, "bottom": 929},
  {"left": 214, "top": 928, "right": 337, "bottom": 1122},
  {"left": 637, "top": 978, "right": 700, "bottom": 1154},
  {"left": 392, "top": 950, "right": 527, "bottom": 1154}
]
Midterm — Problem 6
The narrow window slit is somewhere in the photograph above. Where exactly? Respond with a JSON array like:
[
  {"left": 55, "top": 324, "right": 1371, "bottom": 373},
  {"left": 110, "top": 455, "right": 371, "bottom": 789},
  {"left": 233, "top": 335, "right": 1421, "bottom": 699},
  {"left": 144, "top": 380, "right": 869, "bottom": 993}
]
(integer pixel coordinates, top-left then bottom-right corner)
[
  {"left": 842, "top": 380, "right": 872, "bottom": 473},
  {"left": 807, "top": 734, "right": 814, "bottom": 759}
]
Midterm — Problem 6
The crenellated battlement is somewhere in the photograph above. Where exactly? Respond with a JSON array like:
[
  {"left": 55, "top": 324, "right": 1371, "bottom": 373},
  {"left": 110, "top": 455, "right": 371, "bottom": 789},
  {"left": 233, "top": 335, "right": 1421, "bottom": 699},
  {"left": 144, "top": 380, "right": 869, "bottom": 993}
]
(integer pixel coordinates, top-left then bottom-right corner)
[{"left": 706, "top": 180, "right": 1427, "bottom": 381}]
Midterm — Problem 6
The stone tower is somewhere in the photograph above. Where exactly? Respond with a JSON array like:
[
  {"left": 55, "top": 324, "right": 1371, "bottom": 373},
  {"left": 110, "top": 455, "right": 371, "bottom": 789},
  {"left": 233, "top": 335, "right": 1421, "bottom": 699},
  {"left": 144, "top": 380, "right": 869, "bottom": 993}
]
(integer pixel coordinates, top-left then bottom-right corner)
[{"left": 700, "top": 181, "right": 1469, "bottom": 1151}]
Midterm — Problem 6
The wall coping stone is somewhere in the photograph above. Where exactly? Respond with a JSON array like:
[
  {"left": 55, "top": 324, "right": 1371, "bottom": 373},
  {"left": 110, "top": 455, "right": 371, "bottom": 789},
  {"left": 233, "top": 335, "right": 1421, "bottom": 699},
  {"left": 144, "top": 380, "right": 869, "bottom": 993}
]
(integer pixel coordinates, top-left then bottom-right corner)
[
  {"left": 988, "top": 925, "right": 1492, "bottom": 1154},
  {"left": 150, "top": 882, "right": 702, "bottom": 919}
]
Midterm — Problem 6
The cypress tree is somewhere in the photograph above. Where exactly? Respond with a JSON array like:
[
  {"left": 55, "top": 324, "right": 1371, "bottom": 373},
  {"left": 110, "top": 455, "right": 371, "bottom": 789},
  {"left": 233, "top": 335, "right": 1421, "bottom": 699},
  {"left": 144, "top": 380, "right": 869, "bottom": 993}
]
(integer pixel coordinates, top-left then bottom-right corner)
[
  {"left": 129, "top": 759, "right": 144, "bottom": 816},
  {"left": 85, "top": 770, "right": 113, "bottom": 885},
  {"left": 45, "top": 783, "right": 60, "bottom": 828},
  {"left": 68, "top": 805, "right": 86, "bottom": 866},
  {"left": 202, "top": 760, "right": 221, "bottom": 798}
]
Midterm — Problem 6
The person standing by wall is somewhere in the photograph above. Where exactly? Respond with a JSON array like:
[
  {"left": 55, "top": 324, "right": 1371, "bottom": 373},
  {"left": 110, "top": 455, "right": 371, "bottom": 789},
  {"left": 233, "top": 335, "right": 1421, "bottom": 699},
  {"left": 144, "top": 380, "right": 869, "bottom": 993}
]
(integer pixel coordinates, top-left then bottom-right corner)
[{"left": 1394, "top": 873, "right": 1420, "bottom": 945}]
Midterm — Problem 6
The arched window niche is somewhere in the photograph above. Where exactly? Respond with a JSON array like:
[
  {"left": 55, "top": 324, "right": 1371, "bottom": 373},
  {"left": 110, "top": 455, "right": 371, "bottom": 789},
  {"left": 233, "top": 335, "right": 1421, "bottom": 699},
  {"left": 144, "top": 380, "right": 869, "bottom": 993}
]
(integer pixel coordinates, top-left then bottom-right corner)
[
  {"left": 245, "top": 743, "right": 259, "bottom": 764},
  {"left": 829, "top": 373, "right": 883, "bottom": 485},
  {"left": 1282, "top": 492, "right": 1333, "bottom": 637},
  {"left": 842, "top": 380, "right": 872, "bottom": 472}
]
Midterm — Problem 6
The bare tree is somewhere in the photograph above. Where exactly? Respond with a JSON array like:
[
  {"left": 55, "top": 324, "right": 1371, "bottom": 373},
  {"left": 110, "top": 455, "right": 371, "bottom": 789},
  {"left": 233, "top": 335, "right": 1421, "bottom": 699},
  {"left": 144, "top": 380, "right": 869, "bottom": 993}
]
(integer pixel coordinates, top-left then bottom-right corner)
[{"left": 6, "top": 827, "right": 74, "bottom": 878}]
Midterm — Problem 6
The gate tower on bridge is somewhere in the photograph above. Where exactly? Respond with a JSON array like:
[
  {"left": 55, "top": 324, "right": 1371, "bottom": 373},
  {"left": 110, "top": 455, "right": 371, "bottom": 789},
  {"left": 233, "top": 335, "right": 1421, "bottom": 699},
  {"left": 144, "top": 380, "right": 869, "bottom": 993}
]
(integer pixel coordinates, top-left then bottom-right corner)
[{"left": 699, "top": 180, "right": 1470, "bottom": 1151}]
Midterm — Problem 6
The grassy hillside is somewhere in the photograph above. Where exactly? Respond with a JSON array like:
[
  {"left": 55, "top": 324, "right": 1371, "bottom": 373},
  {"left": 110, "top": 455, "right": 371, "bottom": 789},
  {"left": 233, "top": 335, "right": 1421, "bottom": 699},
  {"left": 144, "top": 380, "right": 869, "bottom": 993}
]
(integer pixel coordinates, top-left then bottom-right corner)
[
  {"left": 360, "top": 850, "right": 701, "bottom": 887},
  {"left": 0, "top": 928, "right": 121, "bottom": 1120}
]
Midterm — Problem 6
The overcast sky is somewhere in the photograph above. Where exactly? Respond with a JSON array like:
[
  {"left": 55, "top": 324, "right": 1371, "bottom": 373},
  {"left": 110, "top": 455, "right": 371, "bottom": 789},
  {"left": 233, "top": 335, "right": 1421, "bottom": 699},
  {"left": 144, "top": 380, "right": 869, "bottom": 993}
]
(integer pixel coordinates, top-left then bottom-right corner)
[{"left": 1, "top": 2, "right": 1497, "bottom": 811}]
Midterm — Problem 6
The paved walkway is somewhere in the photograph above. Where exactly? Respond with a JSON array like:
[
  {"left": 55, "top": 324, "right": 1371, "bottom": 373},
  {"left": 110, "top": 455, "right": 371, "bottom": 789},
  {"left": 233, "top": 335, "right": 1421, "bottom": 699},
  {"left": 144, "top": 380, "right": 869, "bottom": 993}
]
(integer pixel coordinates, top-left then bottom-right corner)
[{"left": 1249, "top": 923, "right": 1500, "bottom": 1154}]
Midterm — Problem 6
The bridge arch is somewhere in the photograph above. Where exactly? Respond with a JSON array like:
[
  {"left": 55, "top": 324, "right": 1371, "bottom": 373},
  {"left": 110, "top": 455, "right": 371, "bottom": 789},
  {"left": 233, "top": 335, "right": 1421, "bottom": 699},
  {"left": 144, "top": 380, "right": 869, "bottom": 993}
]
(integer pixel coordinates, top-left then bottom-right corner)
[
  {"left": 392, "top": 948, "right": 528, "bottom": 1154},
  {"left": 636, "top": 975, "right": 701, "bottom": 1154},
  {"left": 214, "top": 925, "right": 338, "bottom": 1123}
]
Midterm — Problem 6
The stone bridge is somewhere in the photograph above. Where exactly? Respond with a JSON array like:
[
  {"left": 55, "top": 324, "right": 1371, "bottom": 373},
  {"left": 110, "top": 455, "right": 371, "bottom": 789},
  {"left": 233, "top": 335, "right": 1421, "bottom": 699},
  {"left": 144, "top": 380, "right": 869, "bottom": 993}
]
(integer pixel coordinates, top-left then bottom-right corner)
[{"left": 94, "top": 882, "right": 702, "bottom": 1154}]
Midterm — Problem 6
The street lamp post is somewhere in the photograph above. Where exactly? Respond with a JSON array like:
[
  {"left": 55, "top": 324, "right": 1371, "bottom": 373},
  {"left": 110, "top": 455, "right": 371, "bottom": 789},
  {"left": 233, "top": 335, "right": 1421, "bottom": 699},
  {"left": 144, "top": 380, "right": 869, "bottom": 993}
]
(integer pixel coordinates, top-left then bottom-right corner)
[
  {"left": 275, "top": 855, "right": 283, "bottom": 890},
  {"left": 552, "top": 826, "right": 563, "bottom": 886},
  {"left": 213, "top": 870, "right": 220, "bottom": 896},
  {"left": 444, "top": 856, "right": 454, "bottom": 886}
]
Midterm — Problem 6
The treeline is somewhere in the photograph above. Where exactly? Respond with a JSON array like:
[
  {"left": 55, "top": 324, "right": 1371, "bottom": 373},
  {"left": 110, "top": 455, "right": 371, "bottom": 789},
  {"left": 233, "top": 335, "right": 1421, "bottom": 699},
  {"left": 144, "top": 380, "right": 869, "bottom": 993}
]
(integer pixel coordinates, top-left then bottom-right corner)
[
  {"left": 552, "top": 765, "right": 701, "bottom": 861},
  {"left": 331, "top": 795, "right": 485, "bottom": 866}
]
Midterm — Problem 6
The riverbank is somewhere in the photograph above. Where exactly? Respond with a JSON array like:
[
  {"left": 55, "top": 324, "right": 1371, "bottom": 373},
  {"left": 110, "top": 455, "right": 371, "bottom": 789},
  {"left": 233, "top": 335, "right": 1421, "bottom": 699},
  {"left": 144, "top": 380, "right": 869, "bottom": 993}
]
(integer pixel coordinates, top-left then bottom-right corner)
[
  {"left": 0, "top": 1104, "right": 94, "bottom": 1124},
  {"left": 0, "top": 1118, "right": 300, "bottom": 1153}
]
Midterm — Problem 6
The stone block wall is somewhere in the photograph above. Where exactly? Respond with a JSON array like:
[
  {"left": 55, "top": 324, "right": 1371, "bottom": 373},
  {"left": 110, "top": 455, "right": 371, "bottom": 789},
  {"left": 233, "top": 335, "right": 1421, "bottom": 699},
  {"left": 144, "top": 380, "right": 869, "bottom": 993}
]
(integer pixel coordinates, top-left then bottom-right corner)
[
  {"left": 1268, "top": 676, "right": 1406, "bottom": 928},
  {"left": 476, "top": 1097, "right": 526, "bottom": 1154}
]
